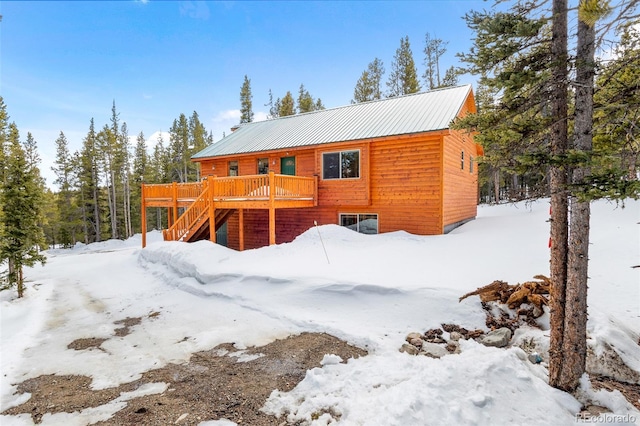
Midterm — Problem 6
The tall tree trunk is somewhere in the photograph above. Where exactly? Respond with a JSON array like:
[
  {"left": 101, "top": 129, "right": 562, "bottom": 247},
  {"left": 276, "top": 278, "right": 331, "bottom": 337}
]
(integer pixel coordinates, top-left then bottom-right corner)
[
  {"left": 92, "top": 161, "right": 101, "bottom": 242},
  {"left": 548, "top": 0, "right": 570, "bottom": 389},
  {"left": 560, "top": 5, "right": 596, "bottom": 391}
]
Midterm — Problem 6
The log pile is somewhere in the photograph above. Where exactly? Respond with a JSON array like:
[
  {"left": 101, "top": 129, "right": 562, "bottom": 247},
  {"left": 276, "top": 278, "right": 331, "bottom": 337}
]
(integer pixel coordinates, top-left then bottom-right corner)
[{"left": 459, "top": 275, "right": 551, "bottom": 330}]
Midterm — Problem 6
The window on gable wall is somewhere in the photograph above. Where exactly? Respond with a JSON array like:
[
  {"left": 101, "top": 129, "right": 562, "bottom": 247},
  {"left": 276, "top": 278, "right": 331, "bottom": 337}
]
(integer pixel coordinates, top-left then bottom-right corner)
[
  {"left": 461, "top": 151, "right": 465, "bottom": 170},
  {"left": 322, "top": 150, "right": 360, "bottom": 179}
]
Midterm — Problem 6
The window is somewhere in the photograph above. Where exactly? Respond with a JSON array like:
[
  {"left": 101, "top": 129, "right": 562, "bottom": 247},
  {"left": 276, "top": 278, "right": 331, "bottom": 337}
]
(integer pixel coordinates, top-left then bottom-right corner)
[
  {"left": 257, "top": 158, "right": 269, "bottom": 174},
  {"left": 322, "top": 150, "right": 360, "bottom": 179},
  {"left": 228, "top": 161, "right": 238, "bottom": 176},
  {"left": 340, "top": 213, "right": 378, "bottom": 234},
  {"left": 461, "top": 151, "right": 465, "bottom": 170}
]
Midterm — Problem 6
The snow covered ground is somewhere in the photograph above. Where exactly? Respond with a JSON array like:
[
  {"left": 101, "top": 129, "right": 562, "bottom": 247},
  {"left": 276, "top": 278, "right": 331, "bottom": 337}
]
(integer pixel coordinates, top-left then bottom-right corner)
[{"left": 1, "top": 198, "right": 638, "bottom": 425}]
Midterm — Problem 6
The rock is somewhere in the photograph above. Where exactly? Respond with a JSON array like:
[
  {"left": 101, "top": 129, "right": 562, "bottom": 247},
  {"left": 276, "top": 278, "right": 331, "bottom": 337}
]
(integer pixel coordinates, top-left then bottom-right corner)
[
  {"left": 406, "top": 332, "right": 422, "bottom": 342},
  {"left": 409, "top": 338, "right": 423, "bottom": 348},
  {"left": 421, "top": 342, "right": 449, "bottom": 358},
  {"left": 527, "top": 352, "right": 542, "bottom": 364},
  {"left": 446, "top": 341, "right": 461, "bottom": 354},
  {"left": 423, "top": 328, "right": 443, "bottom": 340},
  {"left": 449, "top": 331, "right": 463, "bottom": 342},
  {"left": 400, "top": 343, "right": 419, "bottom": 355},
  {"left": 479, "top": 328, "right": 512, "bottom": 348}
]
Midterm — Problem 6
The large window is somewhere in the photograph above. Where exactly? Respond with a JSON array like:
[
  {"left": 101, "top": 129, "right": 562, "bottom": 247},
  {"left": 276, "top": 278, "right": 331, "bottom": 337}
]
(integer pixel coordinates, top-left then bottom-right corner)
[
  {"left": 340, "top": 213, "right": 378, "bottom": 234},
  {"left": 228, "top": 161, "right": 238, "bottom": 176},
  {"left": 322, "top": 150, "right": 360, "bottom": 179},
  {"left": 257, "top": 158, "right": 269, "bottom": 174}
]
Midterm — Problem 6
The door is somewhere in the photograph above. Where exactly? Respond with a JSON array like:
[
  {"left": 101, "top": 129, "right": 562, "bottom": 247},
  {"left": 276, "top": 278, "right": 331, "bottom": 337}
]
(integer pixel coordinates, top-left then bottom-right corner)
[
  {"left": 281, "top": 156, "right": 296, "bottom": 176},
  {"left": 216, "top": 221, "right": 228, "bottom": 247}
]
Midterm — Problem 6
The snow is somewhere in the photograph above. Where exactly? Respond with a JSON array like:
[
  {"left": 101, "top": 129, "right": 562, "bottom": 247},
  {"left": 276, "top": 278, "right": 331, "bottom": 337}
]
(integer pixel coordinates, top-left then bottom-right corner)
[{"left": 1, "top": 199, "right": 639, "bottom": 425}]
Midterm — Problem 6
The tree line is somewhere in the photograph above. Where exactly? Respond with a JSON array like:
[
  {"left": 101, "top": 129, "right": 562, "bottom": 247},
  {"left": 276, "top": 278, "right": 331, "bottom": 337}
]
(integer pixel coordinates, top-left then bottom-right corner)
[{"left": 0, "top": 97, "right": 215, "bottom": 268}]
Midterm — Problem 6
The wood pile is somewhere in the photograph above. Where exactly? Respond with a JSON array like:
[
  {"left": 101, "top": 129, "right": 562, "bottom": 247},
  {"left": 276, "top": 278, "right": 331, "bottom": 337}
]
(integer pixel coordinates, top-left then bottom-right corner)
[{"left": 459, "top": 275, "right": 552, "bottom": 330}]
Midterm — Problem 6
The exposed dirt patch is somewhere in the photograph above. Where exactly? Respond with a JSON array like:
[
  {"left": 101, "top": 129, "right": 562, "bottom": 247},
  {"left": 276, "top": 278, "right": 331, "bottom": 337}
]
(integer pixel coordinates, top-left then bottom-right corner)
[
  {"left": 590, "top": 375, "right": 640, "bottom": 410},
  {"left": 113, "top": 316, "right": 142, "bottom": 337},
  {"left": 3, "top": 332, "right": 367, "bottom": 425},
  {"left": 67, "top": 337, "right": 108, "bottom": 351}
]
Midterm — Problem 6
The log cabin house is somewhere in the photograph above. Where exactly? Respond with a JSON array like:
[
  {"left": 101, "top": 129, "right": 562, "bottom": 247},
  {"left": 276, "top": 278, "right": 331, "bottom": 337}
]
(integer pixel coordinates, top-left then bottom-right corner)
[{"left": 141, "top": 84, "right": 481, "bottom": 250}]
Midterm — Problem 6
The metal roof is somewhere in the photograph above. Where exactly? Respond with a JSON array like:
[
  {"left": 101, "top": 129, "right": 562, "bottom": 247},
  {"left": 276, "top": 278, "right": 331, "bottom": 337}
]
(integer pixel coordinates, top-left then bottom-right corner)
[{"left": 192, "top": 84, "right": 473, "bottom": 159}]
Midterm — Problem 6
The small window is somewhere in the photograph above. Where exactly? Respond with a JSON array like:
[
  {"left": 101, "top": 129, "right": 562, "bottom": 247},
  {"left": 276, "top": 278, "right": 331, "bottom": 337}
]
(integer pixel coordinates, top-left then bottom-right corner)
[
  {"left": 470, "top": 156, "right": 474, "bottom": 173},
  {"left": 257, "top": 158, "right": 269, "bottom": 174},
  {"left": 340, "top": 213, "right": 378, "bottom": 234},
  {"left": 461, "top": 151, "right": 465, "bottom": 170},
  {"left": 322, "top": 150, "right": 360, "bottom": 179},
  {"left": 229, "top": 161, "right": 238, "bottom": 176}
]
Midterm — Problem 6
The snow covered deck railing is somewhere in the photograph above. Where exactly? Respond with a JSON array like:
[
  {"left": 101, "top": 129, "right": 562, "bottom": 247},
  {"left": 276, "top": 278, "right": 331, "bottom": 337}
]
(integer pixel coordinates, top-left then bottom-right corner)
[{"left": 141, "top": 172, "right": 318, "bottom": 248}]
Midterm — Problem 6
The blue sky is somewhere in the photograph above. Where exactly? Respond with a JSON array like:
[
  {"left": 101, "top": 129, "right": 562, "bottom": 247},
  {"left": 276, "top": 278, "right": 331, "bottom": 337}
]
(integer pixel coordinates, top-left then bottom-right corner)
[{"left": 1, "top": 0, "right": 489, "bottom": 187}]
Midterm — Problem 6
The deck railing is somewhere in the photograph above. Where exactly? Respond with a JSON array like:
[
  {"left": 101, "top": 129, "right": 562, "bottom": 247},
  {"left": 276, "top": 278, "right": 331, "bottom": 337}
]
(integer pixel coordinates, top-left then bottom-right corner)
[
  {"left": 162, "top": 180, "right": 210, "bottom": 242},
  {"left": 144, "top": 173, "right": 316, "bottom": 203}
]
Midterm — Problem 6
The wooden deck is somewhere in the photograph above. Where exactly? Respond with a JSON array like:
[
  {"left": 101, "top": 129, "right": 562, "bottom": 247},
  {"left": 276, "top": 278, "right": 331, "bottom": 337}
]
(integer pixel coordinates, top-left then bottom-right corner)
[{"left": 141, "top": 172, "right": 318, "bottom": 248}]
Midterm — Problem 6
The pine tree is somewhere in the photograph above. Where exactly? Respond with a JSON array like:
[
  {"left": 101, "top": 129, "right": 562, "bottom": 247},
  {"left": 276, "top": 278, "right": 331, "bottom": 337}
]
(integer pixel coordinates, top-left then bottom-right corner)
[
  {"left": 279, "top": 91, "right": 295, "bottom": 116},
  {"left": 0, "top": 123, "right": 46, "bottom": 297},
  {"left": 423, "top": 33, "right": 448, "bottom": 89},
  {"left": 457, "top": 0, "right": 639, "bottom": 392},
  {"left": 352, "top": 58, "right": 385, "bottom": 103},
  {"left": 240, "top": 75, "right": 254, "bottom": 123},
  {"left": 188, "top": 111, "right": 209, "bottom": 180},
  {"left": 266, "top": 89, "right": 278, "bottom": 119},
  {"left": 131, "top": 131, "right": 147, "bottom": 234},
  {"left": 386, "top": 36, "right": 421, "bottom": 97},
  {"left": 440, "top": 66, "right": 459, "bottom": 88},
  {"left": 77, "top": 118, "right": 103, "bottom": 243},
  {"left": 52, "top": 131, "right": 78, "bottom": 247},
  {"left": 593, "top": 24, "right": 640, "bottom": 185}
]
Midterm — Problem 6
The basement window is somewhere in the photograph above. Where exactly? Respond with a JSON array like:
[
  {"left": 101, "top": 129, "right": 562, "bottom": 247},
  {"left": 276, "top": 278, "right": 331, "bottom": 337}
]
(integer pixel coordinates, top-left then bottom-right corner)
[
  {"left": 322, "top": 150, "right": 360, "bottom": 179},
  {"left": 229, "top": 161, "right": 238, "bottom": 176},
  {"left": 340, "top": 213, "right": 378, "bottom": 234}
]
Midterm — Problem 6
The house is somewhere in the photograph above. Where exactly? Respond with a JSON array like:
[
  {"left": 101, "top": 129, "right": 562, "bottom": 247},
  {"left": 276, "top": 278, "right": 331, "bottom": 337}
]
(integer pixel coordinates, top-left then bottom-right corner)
[{"left": 141, "top": 84, "right": 481, "bottom": 250}]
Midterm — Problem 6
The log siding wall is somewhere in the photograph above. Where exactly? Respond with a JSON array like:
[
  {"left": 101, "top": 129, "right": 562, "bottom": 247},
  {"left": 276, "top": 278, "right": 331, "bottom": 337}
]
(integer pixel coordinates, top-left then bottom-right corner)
[{"left": 195, "top": 114, "right": 478, "bottom": 249}]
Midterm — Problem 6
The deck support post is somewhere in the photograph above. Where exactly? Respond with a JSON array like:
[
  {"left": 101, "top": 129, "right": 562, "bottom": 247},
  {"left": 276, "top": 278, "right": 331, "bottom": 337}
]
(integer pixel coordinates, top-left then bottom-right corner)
[
  {"left": 141, "top": 183, "right": 147, "bottom": 248},
  {"left": 171, "top": 181, "right": 178, "bottom": 227},
  {"left": 208, "top": 175, "right": 216, "bottom": 243},
  {"left": 268, "top": 172, "right": 276, "bottom": 245},
  {"left": 239, "top": 208, "right": 245, "bottom": 251}
]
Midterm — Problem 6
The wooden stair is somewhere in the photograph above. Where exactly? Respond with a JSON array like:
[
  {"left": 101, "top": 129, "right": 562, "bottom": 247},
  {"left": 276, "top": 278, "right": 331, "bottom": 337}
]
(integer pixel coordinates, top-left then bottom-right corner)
[{"left": 162, "top": 182, "right": 233, "bottom": 243}]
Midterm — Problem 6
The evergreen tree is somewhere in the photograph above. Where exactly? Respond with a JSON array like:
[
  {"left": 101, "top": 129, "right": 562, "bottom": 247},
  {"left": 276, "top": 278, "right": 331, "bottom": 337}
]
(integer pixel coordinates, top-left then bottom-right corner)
[
  {"left": 352, "top": 58, "right": 385, "bottom": 103},
  {"left": 386, "top": 36, "right": 421, "bottom": 97},
  {"left": 593, "top": 24, "right": 640, "bottom": 185},
  {"left": 457, "top": 0, "right": 639, "bottom": 392},
  {"left": 52, "top": 131, "right": 78, "bottom": 247},
  {"left": 266, "top": 89, "right": 278, "bottom": 119},
  {"left": 297, "top": 84, "right": 314, "bottom": 113},
  {"left": 188, "top": 111, "right": 209, "bottom": 180},
  {"left": 0, "top": 123, "right": 46, "bottom": 297},
  {"left": 240, "top": 75, "right": 254, "bottom": 123},
  {"left": 168, "top": 113, "right": 190, "bottom": 183},
  {"left": 423, "top": 33, "right": 448, "bottom": 89},
  {"left": 76, "top": 118, "right": 103, "bottom": 243},
  {"left": 131, "top": 131, "right": 147, "bottom": 234},
  {"left": 440, "top": 66, "right": 459, "bottom": 88},
  {"left": 279, "top": 91, "right": 296, "bottom": 116}
]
